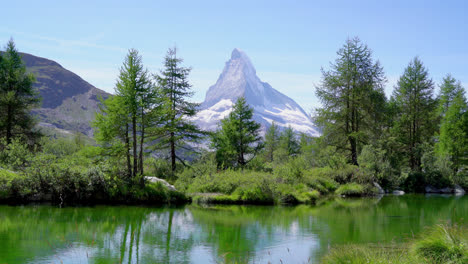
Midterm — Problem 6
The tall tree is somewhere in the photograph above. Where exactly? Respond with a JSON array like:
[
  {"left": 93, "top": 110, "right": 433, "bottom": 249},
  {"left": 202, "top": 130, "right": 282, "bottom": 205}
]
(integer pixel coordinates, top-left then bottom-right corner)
[
  {"left": 436, "top": 75, "right": 468, "bottom": 171},
  {"left": 0, "top": 39, "right": 40, "bottom": 145},
  {"left": 263, "top": 122, "right": 280, "bottom": 162},
  {"left": 391, "top": 57, "right": 437, "bottom": 171},
  {"left": 315, "top": 37, "right": 386, "bottom": 165},
  {"left": 437, "top": 74, "right": 465, "bottom": 116},
  {"left": 155, "top": 47, "right": 203, "bottom": 172},
  {"left": 94, "top": 49, "right": 155, "bottom": 180},
  {"left": 278, "top": 126, "right": 300, "bottom": 157},
  {"left": 211, "top": 97, "right": 262, "bottom": 169}
]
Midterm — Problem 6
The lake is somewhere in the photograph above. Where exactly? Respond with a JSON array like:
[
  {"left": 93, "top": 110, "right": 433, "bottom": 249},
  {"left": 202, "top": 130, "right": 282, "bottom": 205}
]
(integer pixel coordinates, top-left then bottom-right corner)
[{"left": 0, "top": 194, "right": 466, "bottom": 263}]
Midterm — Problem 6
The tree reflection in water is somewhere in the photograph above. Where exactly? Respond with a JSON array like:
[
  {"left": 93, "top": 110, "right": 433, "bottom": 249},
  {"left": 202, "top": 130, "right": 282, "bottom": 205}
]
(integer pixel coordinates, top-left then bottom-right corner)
[{"left": 0, "top": 194, "right": 466, "bottom": 263}]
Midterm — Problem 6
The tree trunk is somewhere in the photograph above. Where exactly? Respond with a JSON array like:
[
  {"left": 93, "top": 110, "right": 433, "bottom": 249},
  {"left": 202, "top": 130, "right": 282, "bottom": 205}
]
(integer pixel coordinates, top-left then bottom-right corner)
[
  {"left": 6, "top": 105, "right": 12, "bottom": 144},
  {"left": 139, "top": 108, "right": 145, "bottom": 185},
  {"left": 133, "top": 115, "right": 138, "bottom": 178},
  {"left": 170, "top": 132, "right": 176, "bottom": 172},
  {"left": 125, "top": 123, "right": 132, "bottom": 178}
]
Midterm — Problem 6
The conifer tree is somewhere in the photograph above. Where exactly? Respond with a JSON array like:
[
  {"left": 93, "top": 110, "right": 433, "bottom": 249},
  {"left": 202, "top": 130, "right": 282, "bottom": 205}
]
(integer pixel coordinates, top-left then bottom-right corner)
[
  {"left": 94, "top": 49, "right": 155, "bottom": 180},
  {"left": 278, "top": 126, "right": 300, "bottom": 157},
  {"left": 211, "top": 97, "right": 262, "bottom": 168},
  {"left": 263, "top": 122, "right": 279, "bottom": 162},
  {"left": 391, "top": 57, "right": 437, "bottom": 171},
  {"left": 155, "top": 47, "right": 204, "bottom": 172},
  {"left": 0, "top": 39, "right": 40, "bottom": 146},
  {"left": 315, "top": 37, "right": 386, "bottom": 165},
  {"left": 436, "top": 75, "right": 468, "bottom": 172}
]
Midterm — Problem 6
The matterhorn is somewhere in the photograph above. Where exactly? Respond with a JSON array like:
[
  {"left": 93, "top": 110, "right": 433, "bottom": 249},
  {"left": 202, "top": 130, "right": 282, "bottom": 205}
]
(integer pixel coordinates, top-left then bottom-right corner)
[{"left": 193, "top": 48, "right": 320, "bottom": 136}]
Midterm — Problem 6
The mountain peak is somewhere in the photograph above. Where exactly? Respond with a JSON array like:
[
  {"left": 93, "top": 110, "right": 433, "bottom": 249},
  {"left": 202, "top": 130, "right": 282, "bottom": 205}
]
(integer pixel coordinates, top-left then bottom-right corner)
[
  {"left": 195, "top": 49, "right": 320, "bottom": 136},
  {"left": 228, "top": 48, "right": 256, "bottom": 73},
  {"left": 231, "top": 48, "right": 243, "bottom": 59}
]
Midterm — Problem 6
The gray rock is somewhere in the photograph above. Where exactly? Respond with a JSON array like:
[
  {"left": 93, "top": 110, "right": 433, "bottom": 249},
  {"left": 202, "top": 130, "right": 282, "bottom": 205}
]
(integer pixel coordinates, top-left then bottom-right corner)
[
  {"left": 425, "top": 185, "right": 440, "bottom": 193},
  {"left": 454, "top": 185, "right": 465, "bottom": 195},
  {"left": 441, "top": 187, "right": 453, "bottom": 194},
  {"left": 145, "top": 176, "right": 176, "bottom": 191},
  {"left": 373, "top": 182, "right": 385, "bottom": 194},
  {"left": 392, "top": 190, "right": 405, "bottom": 195}
]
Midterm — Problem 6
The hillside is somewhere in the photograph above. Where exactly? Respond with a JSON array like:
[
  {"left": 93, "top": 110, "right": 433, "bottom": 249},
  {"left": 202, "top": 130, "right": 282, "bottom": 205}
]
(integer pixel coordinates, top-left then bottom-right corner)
[{"left": 19, "top": 53, "right": 110, "bottom": 136}]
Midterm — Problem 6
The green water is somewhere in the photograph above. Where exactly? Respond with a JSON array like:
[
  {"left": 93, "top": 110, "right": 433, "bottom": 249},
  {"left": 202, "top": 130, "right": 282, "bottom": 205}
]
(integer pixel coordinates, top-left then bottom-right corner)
[{"left": 0, "top": 195, "right": 466, "bottom": 264}]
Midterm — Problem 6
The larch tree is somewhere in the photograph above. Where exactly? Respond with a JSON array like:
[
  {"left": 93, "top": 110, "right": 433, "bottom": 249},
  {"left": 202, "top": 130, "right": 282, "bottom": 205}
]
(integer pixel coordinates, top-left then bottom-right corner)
[
  {"left": 0, "top": 39, "right": 40, "bottom": 146},
  {"left": 94, "top": 49, "right": 155, "bottom": 181},
  {"left": 155, "top": 47, "right": 204, "bottom": 173},
  {"left": 391, "top": 57, "right": 437, "bottom": 171},
  {"left": 315, "top": 37, "right": 386, "bottom": 165}
]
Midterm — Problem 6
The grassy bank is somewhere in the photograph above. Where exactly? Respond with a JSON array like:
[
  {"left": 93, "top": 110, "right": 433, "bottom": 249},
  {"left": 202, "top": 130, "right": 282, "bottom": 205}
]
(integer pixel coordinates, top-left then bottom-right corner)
[
  {"left": 322, "top": 223, "right": 467, "bottom": 264},
  {"left": 176, "top": 162, "right": 379, "bottom": 205}
]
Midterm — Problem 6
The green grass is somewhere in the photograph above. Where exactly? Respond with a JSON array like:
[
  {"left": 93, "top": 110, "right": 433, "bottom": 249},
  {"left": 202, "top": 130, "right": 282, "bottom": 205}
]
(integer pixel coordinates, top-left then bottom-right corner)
[
  {"left": 177, "top": 169, "right": 331, "bottom": 205},
  {"left": 335, "top": 183, "right": 366, "bottom": 196},
  {"left": 322, "top": 223, "right": 468, "bottom": 264}
]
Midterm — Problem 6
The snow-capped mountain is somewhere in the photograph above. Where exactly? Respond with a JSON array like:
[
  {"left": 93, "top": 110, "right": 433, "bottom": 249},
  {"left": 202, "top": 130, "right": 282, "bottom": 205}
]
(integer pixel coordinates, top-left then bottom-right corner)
[{"left": 193, "top": 48, "right": 320, "bottom": 136}]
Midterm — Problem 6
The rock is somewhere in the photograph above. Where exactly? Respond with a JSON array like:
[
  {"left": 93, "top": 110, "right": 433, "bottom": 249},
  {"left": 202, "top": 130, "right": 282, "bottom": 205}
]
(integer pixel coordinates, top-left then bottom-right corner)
[
  {"left": 441, "top": 187, "right": 453, "bottom": 194},
  {"left": 373, "top": 182, "right": 385, "bottom": 194},
  {"left": 145, "top": 176, "right": 177, "bottom": 191},
  {"left": 454, "top": 185, "right": 465, "bottom": 195},
  {"left": 425, "top": 185, "right": 440, "bottom": 193},
  {"left": 392, "top": 190, "right": 405, "bottom": 195}
]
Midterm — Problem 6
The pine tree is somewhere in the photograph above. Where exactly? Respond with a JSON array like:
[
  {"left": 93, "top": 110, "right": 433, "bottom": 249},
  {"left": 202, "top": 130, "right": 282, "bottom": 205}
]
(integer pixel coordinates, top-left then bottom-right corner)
[
  {"left": 155, "top": 47, "right": 204, "bottom": 172},
  {"left": 315, "top": 37, "right": 386, "bottom": 165},
  {"left": 211, "top": 97, "right": 262, "bottom": 168},
  {"left": 391, "top": 57, "right": 437, "bottom": 171},
  {"left": 263, "top": 122, "right": 279, "bottom": 162},
  {"left": 0, "top": 39, "right": 40, "bottom": 146}
]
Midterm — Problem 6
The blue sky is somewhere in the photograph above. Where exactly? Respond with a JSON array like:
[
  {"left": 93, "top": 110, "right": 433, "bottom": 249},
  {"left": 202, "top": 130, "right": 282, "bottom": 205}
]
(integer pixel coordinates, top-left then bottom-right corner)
[{"left": 1, "top": 0, "right": 468, "bottom": 112}]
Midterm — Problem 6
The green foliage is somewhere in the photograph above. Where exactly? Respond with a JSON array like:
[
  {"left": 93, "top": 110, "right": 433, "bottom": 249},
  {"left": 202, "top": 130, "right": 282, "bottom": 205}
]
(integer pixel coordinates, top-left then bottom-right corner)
[
  {"left": 0, "top": 138, "right": 33, "bottom": 171},
  {"left": 322, "top": 224, "right": 467, "bottom": 264},
  {"left": 335, "top": 183, "right": 366, "bottom": 196},
  {"left": 413, "top": 224, "right": 467, "bottom": 264},
  {"left": 435, "top": 75, "right": 468, "bottom": 173},
  {"left": 155, "top": 47, "right": 204, "bottom": 172},
  {"left": 0, "top": 39, "right": 41, "bottom": 146},
  {"left": 315, "top": 37, "right": 386, "bottom": 165},
  {"left": 211, "top": 97, "right": 262, "bottom": 168},
  {"left": 94, "top": 49, "right": 157, "bottom": 181},
  {"left": 263, "top": 121, "right": 279, "bottom": 162},
  {"left": 391, "top": 57, "right": 437, "bottom": 171}
]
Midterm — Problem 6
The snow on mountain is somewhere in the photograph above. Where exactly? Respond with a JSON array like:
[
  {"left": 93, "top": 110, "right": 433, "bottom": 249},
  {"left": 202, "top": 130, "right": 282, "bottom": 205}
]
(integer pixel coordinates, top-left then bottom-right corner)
[{"left": 193, "top": 48, "right": 320, "bottom": 137}]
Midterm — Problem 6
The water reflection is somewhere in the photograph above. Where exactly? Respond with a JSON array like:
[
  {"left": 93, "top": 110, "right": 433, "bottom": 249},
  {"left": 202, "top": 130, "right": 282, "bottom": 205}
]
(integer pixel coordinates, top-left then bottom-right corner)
[{"left": 0, "top": 194, "right": 465, "bottom": 264}]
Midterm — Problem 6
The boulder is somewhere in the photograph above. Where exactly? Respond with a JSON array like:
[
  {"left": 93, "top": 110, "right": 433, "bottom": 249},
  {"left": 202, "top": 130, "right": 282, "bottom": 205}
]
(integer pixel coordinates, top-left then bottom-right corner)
[
  {"left": 144, "top": 176, "right": 177, "bottom": 191},
  {"left": 454, "top": 185, "right": 465, "bottom": 195},
  {"left": 440, "top": 187, "right": 453, "bottom": 194},
  {"left": 425, "top": 185, "right": 440, "bottom": 193},
  {"left": 373, "top": 182, "right": 385, "bottom": 194},
  {"left": 392, "top": 190, "right": 405, "bottom": 195}
]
